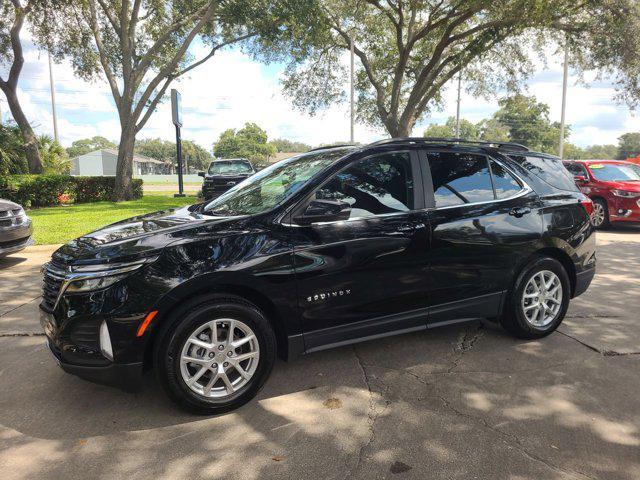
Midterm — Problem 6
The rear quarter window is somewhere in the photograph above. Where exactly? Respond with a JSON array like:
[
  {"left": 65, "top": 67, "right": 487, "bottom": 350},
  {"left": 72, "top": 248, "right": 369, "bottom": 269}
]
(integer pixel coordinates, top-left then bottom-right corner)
[{"left": 508, "top": 154, "right": 578, "bottom": 192}]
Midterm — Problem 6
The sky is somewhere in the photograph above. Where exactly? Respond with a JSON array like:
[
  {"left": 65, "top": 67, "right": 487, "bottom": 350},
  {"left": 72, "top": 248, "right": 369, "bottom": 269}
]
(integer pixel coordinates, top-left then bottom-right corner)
[{"left": 1, "top": 37, "right": 639, "bottom": 152}]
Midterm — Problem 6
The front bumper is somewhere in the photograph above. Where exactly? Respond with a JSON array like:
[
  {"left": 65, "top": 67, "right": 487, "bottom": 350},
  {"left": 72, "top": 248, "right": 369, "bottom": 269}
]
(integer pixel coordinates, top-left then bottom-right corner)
[
  {"left": 609, "top": 197, "right": 640, "bottom": 223},
  {"left": 0, "top": 219, "right": 33, "bottom": 256},
  {"left": 40, "top": 308, "right": 143, "bottom": 391}
]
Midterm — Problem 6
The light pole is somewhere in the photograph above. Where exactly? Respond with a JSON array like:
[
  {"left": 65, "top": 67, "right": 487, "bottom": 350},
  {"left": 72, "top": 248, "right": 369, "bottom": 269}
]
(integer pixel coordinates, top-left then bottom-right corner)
[
  {"left": 455, "top": 73, "right": 462, "bottom": 138},
  {"left": 48, "top": 52, "right": 59, "bottom": 143},
  {"left": 350, "top": 37, "right": 355, "bottom": 143},
  {"left": 559, "top": 41, "right": 569, "bottom": 159}
]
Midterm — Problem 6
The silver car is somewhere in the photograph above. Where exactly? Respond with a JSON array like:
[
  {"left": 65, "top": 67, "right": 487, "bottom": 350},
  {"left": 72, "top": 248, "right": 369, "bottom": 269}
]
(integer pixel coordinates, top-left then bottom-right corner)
[{"left": 0, "top": 199, "right": 33, "bottom": 257}]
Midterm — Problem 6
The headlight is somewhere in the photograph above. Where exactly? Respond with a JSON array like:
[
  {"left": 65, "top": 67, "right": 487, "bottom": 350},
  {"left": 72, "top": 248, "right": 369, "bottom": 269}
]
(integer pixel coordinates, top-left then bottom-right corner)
[
  {"left": 65, "top": 273, "right": 129, "bottom": 293},
  {"left": 612, "top": 189, "right": 639, "bottom": 198},
  {"left": 45, "top": 256, "right": 159, "bottom": 298}
]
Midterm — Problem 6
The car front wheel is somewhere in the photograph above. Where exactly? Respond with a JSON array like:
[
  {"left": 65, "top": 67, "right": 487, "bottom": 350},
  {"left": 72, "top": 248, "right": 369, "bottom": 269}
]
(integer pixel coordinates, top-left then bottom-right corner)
[{"left": 155, "top": 295, "right": 276, "bottom": 414}]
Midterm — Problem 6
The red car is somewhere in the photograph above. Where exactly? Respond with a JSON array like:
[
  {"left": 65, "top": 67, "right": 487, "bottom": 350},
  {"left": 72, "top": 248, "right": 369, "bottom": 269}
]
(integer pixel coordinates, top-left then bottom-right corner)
[{"left": 564, "top": 159, "right": 640, "bottom": 228}]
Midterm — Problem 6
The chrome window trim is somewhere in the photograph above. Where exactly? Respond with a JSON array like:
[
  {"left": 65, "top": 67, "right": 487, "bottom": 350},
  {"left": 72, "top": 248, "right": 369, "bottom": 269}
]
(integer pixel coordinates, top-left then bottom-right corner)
[{"left": 428, "top": 155, "right": 533, "bottom": 211}]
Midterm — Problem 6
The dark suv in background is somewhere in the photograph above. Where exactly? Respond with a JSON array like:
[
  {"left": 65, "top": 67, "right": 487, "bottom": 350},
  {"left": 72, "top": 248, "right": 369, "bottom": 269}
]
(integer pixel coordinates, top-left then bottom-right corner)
[
  {"left": 199, "top": 158, "right": 255, "bottom": 200},
  {"left": 40, "top": 138, "right": 596, "bottom": 414}
]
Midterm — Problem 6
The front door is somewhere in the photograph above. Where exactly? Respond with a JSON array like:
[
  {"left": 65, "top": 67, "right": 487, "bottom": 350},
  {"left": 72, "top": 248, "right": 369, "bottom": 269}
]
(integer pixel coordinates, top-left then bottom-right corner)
[
  {"left": 421, "top": 150, "right": 542, "bottom": 324},
  {"left": 290, "top": 150, "right": 430, "bottom": 351}
]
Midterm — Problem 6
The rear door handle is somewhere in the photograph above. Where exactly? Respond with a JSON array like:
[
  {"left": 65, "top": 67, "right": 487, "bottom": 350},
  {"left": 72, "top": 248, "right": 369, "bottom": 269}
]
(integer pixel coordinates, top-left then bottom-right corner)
[{"left": 509, "top": 207, "right": 531, "bottom": 218}]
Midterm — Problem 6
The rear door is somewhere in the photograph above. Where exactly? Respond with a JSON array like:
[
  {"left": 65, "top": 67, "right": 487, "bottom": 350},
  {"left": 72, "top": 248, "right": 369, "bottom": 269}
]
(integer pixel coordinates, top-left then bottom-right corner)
[
  {"left": 420, "top": 150, "right": 543, "bottom": 324},
  {"left": 289, "top": 150, "right": 430, "bottom": 350}
]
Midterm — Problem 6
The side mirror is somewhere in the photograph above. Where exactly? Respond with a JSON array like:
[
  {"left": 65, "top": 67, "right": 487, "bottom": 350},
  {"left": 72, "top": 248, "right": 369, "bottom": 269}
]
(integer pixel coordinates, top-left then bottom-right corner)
[
  {"left": 198, "top": 171, "right": 205, "bottom": 178},
  {"left": 574, "top": 175, "right": 587, "bottom": 183},
  {"left": 294, "top": 199, "right": 351, "bottom": 225}
]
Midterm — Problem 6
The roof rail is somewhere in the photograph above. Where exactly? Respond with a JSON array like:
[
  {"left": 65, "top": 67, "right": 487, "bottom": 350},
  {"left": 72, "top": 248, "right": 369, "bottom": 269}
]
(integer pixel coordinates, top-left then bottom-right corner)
[
  {"left": 369, "top": 137, "right": 530, "bottom": 152},
  {"left": 307, "top": 143, "right": 358, "bottom": 152}
]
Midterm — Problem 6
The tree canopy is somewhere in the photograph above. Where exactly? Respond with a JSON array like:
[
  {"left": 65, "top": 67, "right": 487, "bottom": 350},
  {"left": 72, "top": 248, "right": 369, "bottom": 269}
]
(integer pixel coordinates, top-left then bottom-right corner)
[
  {"left": 67, "top": 136, "right": 117, "bottom": 158},
  {"left": 279, "top": 0, "right": 640, "bottom": 137},
  {"left": 270, "top": 138, "right": 311, "bottom": 152},
  {"left": 32, "top": 0, "right": 295, "bottom": 199},
  {"left": 423, "top": 94, "right": 565, "bottom": 154},
  {"left": 617, "top": 132, "right": 640, "bottom": 159},
  {"left": 213, "top": 122, "right": 276, "bottom": 164},
  {"left": 135, "top": 137, "right": 212, "bottom": 171}
]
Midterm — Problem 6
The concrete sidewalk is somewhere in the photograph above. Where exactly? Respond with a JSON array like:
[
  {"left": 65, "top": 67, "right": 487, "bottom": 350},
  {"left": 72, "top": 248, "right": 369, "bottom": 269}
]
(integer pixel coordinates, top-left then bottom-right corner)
[{"left": 0, "top": 233, "right": 638, "bottom": 480}]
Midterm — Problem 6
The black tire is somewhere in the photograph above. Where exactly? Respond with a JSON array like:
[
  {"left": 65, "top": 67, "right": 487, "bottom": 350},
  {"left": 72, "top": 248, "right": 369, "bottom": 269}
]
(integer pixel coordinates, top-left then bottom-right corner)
[
  {"left": 154, "top": 294, "right": 277, "bottom": 415},
  {"left": 501, "top": 256, "right": 571, "bottom": 339},
  {"left": 592, "top": 198, "right": 610, "bottom": 229}
]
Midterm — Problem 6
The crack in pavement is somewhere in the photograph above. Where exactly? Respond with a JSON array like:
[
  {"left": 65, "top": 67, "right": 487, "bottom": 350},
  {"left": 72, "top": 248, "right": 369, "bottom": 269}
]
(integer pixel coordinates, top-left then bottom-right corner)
[
  {"left": 0, "top": 295, "right": 41, "bottom": 318},
  {"left": 448, "top": 323, "right": 484, "bottom": 373},
  {"left": 346, "top": 345, "right": 390, "bottom": 480},
  {"left": 556, "top": 330, "right": 640, "bottom": 356},
  {"left": 0, "top": 332, "right": 45, "bottom": 337}
]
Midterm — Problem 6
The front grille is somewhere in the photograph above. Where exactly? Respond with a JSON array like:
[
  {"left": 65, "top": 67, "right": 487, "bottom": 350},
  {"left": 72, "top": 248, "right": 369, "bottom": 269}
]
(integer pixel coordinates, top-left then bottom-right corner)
[
  {"left": 0, "top": 219, "right": 11, "bottom": 227},
  {"left": 42, "top": 262, "right": 66, "bottom": 312},
  {"left": 0, "top": 210, "right": 8, "bottom": 218}
]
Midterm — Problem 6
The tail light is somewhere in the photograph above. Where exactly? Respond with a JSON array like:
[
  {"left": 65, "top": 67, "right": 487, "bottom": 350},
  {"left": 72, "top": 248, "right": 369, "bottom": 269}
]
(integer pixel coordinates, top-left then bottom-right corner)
[{"left": 580, "top": 198, "right": 594, "bottom": 216}]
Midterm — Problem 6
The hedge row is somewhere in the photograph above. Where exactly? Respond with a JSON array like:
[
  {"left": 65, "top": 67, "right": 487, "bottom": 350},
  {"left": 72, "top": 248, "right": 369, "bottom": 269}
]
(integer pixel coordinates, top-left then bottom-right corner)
[{"left": 0, "top": 175, "right": 143, "bottom": 208}]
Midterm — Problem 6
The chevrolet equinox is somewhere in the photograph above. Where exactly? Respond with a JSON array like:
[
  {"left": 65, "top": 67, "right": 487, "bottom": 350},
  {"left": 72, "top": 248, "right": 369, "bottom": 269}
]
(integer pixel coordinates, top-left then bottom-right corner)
[{"left": 40, "top": 138, "right": 596, "bottom": 414}]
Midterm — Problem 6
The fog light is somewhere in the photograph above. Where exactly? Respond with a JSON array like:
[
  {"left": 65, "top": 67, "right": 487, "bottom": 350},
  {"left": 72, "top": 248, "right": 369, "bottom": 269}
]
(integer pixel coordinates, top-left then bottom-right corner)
[{"left": 99, "top": 321, "right": 113, "bottom": 361}]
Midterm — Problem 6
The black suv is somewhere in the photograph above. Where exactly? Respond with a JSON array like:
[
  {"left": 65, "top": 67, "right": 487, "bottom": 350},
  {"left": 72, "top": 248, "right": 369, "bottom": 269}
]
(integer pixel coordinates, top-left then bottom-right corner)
[
  {"left": 40, "top": 138, "right": 596, "bottom": 414},
  {"left": 199, "top": 158, "right": 255, "bottom": 200}
]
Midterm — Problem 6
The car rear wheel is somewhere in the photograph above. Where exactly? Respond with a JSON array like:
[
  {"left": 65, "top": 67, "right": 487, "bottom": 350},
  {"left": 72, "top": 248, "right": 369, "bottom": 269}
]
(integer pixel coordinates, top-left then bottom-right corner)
[
  {"left": 591, "top": 198, "right": 609, "bottom": 229},
  {"left": 501, "top": 256, "right": 570, "bottom": 339},
  {"left": 154, "top": 295, "right": 276, "bottom": 414}
]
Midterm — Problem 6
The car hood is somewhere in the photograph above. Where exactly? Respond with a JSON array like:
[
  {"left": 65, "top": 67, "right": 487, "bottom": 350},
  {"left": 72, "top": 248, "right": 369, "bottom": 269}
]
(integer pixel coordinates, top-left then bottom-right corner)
[
  {"left": 0, "top": 199, "right": 22, "bottom": 210},
  {"left": 600, "top": 180, "right": 640, "bottom": 191},
  {"left": 52, "top": 205, "right": 245, "bottom": 265}
]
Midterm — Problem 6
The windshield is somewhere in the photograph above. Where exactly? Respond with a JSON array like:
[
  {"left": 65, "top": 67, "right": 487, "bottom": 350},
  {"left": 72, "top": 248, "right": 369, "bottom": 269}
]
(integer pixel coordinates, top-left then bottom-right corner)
[
  {"left": 203, "top": 148, "right": 353, "bottom": 216},
  {"left": 208, "top": 160, "right": 253, "bottom": 175},
  {"left": 588, "top": 163, "right": 640, "bottom": 182}
]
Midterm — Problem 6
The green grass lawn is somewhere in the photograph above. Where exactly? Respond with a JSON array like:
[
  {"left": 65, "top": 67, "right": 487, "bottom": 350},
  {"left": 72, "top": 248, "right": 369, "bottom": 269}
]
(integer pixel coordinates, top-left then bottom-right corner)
[{"left": 29, "top": 194, "right": 200, "bottom": 245}]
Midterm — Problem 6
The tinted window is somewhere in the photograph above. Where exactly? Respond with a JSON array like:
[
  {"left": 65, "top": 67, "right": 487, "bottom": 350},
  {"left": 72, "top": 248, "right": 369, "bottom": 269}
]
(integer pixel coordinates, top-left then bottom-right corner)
[
  {"left": 428, "top": 152, "right": 494, "bottom": 207},
  {"left": 565, "top": 162, "right": 588, "bottom": 177},
  {"left": 209, "top": 160, "right": 253, "bottom": 175},
  {"left": 316, "top": 152, "right": 414, "bottom": 219},
  {"left": 204, "top": 148, "right": 352, "bottom": 215},
  {"left": 508, "top": 154, "right": 578, "bottom": 191},
  {"left": 490, "top": 160, "right": 522, "bottom": 199}
]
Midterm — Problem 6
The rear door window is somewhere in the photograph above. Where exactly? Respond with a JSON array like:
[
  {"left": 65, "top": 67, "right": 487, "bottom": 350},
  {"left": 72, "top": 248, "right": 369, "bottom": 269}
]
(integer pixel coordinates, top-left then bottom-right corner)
[
  {"left": 427, "top": 152, "right": 494, "bottom": 207},
  {"left": 490, "top": 160, "right": 523, "bottom": 199}
]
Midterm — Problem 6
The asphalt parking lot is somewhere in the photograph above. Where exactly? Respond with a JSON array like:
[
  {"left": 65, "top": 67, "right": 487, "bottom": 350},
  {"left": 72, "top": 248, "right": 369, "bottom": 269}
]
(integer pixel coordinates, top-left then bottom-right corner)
[{"left": 1, "top": 229, "right": 639, "bottom": 480}]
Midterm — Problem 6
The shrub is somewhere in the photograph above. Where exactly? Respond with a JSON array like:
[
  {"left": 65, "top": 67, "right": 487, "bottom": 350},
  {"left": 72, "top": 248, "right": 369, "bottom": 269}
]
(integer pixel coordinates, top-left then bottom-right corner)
[{"left": 0, "top": 175, "right": 144, "bottom": 207}]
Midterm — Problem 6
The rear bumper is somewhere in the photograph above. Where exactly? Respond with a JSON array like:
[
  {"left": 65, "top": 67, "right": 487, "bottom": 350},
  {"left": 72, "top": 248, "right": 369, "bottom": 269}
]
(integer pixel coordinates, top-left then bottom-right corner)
[
  {"left": 46, "top": 339, "right": 143, "bottom": 392},
  {"left": 574, "top": 266, "right": 596, "bottom": 298}
]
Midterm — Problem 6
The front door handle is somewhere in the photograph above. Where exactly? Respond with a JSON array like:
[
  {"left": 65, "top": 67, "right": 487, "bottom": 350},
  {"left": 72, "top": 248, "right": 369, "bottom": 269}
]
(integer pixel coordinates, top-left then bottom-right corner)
[{"left": 509, "top": 207, "right": 531, "bottom": 218}]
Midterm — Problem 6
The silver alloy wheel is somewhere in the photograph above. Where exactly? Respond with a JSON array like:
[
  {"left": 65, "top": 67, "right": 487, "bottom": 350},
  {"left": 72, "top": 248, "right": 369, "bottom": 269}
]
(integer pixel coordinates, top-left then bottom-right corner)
[
  {"left": 180, "top": 318, "right": 260, "bottom": 398},
  {"left": 521, "top": 270, "right": 563, "bottom": 327},
  {"left": 591, "top": 202, "right": 606, "bottom": 227}
]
